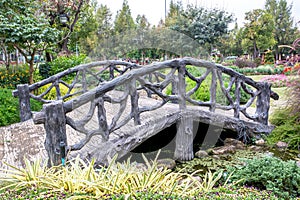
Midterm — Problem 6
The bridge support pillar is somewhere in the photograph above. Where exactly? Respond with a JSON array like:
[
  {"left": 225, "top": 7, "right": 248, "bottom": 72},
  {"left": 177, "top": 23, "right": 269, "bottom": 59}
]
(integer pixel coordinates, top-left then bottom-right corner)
[{"left": 174, "top": 114, "right": 194, "bottom": 161}]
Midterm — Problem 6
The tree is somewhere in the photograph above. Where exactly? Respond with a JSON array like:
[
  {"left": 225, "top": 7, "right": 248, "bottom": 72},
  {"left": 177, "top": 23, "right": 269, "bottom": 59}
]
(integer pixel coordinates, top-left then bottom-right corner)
[
  {"left": 88, "top": 4, "right": 114, "bottom": 59},
  {"left": 0, "top": 40, "right": 13, "bottom": 70},
  {"left": 165, "top": 2, "right": 233, "bottom": 52},
  {"left": 136, "top": 14, "right": 150, "bottom": 30},
  {"left": 265, "top": 0, "right": 297, "bottom": 59},
  {"left": 114, "top": 0, "right": 136, "bottom": 34},
  {"left": 218, "top": 22, "right": 244, "bottom": 56},
  {"left": 0, "top": 0, "right": 59, "bottom": 84},
  {"left": 72, "top": 0, "right": 99, "bottom": 55},
  {"left": 113, "top": 0, "right": 136, "bottom": 58},
  {"left": 242, "top": 9, "right": 276, "bottom": 59},
  {"left": 38, "top": 0, "right": 91, "bottom": 55}
]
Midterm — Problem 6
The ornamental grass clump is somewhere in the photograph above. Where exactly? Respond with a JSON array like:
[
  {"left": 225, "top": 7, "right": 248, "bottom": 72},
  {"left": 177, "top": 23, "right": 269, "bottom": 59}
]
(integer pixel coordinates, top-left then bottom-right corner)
[{"left": 0, "top": 151, "right": 233, "bottom": 199}]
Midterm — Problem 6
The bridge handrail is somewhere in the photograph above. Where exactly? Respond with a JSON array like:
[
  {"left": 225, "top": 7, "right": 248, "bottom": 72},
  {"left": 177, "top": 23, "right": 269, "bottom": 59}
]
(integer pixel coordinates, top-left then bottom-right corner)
[{"left": 13, "top": 60, "right": 141, "bottom": 103}]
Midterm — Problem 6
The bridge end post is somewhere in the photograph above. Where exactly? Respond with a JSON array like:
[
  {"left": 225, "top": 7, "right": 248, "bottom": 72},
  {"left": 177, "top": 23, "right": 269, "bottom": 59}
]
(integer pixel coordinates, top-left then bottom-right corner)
[
  {"left": 15, "top": 84, "right": 32, "bottom": 122},
  {"left": 255, "top": 82, "right": 271, "bottom": 125},
  {"left": 43, "top": 100, "right": 67, "bottom": 167}
]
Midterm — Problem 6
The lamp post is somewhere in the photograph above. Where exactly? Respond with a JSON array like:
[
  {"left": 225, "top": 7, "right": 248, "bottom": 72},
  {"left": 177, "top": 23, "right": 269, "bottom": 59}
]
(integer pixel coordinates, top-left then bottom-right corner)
[
  {"left": 165, "top": 0, "right": 167, "bottom": 21},
  {"left": 59, "top": 13, "right": 68, "bottom": 26}
]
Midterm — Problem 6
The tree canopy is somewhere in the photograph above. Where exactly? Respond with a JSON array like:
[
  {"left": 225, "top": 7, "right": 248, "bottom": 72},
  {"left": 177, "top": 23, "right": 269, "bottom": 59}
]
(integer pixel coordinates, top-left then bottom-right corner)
[{"left": 0, "top": 0, "right": 59, "bottom": 83}]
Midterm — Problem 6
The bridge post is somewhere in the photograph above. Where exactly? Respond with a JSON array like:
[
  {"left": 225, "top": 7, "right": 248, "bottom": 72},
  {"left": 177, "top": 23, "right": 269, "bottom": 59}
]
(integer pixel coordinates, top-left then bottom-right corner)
[
  {"left": 16, "top": 84, "right": 32, "bottom": 121},
  {"left": 43, "top": 100, "right": 67, "bottom": 167},
  {"left": 174, "top": 65, "right": 194, "bottom": 161},
  {"left": 255, "top": 82, "right": 271, "bottom": 125}
]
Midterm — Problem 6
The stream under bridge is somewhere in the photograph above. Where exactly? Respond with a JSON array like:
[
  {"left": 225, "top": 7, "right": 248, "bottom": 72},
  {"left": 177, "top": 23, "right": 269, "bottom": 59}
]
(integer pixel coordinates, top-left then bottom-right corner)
[{"left": 13, "top": 57, "right": 279, "bottom": 166}]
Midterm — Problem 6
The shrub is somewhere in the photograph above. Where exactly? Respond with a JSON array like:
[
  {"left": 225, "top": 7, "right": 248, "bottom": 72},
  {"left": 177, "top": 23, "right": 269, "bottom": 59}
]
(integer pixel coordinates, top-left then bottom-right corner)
[
  {"left": 235, "top": 58, "right": 257, "bottom": 68},
  {"left": 264, "top": 51, "right": 275, "bottom": 64},
  {"left": 0, "top": 65, "right": 30, "bottom": 89},
  {"left": 185, "top": 77, "right": 210, "bottom": 102},
  {"left": 229, "top": 65, "right": 283, "bottom": 76},
  {"left": 0, "top": 88, "right": 42, "bottom": 126},
  {"left": 227, "top": 156, "right": 300, "bottom": 199},
  {"left": 254, "top": 57, "right": 262, "bottom": 66},
  {"left": 35, "top": 83, "right": 73, "bottom": 101},
  {"left": 49, "top": 54, "right": 87, "bottom": 76},
  {"left": 38, "top": 62, "right": 52, "bottom": 79},
  {"left": 268, "top": 108, "right": 300, "bottom": 150}
]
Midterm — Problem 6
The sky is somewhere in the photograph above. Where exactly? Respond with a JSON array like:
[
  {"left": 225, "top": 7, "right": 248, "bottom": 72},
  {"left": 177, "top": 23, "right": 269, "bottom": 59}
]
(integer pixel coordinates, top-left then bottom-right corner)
[{"left": 97, "top": 0, "right": 300, "bottom": 28}]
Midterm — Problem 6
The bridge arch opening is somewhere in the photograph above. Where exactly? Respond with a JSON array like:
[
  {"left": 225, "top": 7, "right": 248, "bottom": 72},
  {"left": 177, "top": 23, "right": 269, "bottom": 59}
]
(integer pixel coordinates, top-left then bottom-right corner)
[{"left": 122, "top": 120, "right": 239, "bottom": 162}]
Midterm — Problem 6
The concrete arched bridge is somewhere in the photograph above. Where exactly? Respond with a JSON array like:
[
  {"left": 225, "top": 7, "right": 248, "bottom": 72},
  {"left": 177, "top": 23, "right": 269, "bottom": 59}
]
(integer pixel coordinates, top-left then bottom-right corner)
[{"left": 13, "top": 57, "right": 279, "bottom": 166}]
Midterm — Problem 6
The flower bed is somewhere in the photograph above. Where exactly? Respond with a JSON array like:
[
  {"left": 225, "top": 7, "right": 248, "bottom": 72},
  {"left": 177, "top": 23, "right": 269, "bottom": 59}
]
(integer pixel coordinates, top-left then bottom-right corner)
[{"left": 260, "top": 74, "right": 294, "bottom": 88}]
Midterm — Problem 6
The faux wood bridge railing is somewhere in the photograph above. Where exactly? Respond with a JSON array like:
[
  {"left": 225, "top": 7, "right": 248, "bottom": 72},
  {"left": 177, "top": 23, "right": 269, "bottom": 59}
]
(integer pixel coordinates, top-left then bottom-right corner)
[{"left": 13, "top": 57, "right": 279, "bottom": 166}]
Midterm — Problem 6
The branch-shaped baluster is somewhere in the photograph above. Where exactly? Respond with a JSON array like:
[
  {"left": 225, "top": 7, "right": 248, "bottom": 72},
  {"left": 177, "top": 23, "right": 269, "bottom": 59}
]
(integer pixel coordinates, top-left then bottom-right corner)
[
  {"left": 240, "top": 82, "right": 260, "bottom": 111},
  {"left": 186, "top": 68, "right": 211, "bottom": 97},
  {"left": 95, "top": 65, "right": 110, "bottom": 82},
  {"left": 227, "top": 76, "right": 236, "bottom": 92},
  {"left": 107, "top": 86, "right": 130, "bottom": 132},
  {"left": 85, "top": 68, "right": 104, "bottom": 85},
  {"left": 217, "top": 70, "right": 234, "bottom": 107},
  {"left": 129, "top": 78, "right": 141, "bottom": 125},
  {"left": 54, "top": 80, "right": 62, "bottom": 100},
  {"left": 69, "top": 128, "right": 107, "bottom": 151},
  {"left": 66, "top": 99, "right": 97, "bottom": 133},
  {"left": 136, "top": 77, "right": 175, "bottom": 103},
  {"left": 97, "top": 97, "right": 109, "bottom": 140},
  {"left": 210, "top": 69, "right": 217, "bottom": 112},
  {"left": 36, "top": 83, "right": 55, "bottom": 100},
  {"left": 81, "top": 69, "right": 87, "bottom": 92},
  {"left": 234, "top": 79, "right": 241, "bottom": 118},
  {"left": 109, "top": 65, "right": 115, "bottom": 80}
]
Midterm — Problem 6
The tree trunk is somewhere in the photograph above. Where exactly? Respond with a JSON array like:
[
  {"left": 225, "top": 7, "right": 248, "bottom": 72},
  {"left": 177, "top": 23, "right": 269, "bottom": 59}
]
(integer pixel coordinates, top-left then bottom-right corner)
[
  {"left": 59, "top": 36, "right": 70, "bottom": 55},
  {"left": 29, "top": 59, "right": 35, "bottom": 85},
  {"left": 253, "top": 40, "right": 258, "bottom": 59},
  {"left": 45, "top": 52, "right": 52, "bottom": 62},
  {"left": 1, "top": 45, "right": 10, "bottom": 71}
]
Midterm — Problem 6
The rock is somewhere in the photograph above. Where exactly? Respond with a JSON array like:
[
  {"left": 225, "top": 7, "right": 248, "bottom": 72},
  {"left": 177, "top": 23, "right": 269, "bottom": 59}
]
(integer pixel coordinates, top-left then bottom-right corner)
[
  {"left": 255, "top": 139, "right": 265, "bottom": 146},
  {"left": 248, "top": 145, "right": 263, "bottom": 151},
  {"left": 224, "top": 138, "right": 246, "bottom": 150},
  {"left": 195, "top": 150, "right": 209, "bottom": 158},
  {"left": 212, "top": 155, "right": 221, "bottom": 160},
  {"left": 135, "top": 163, "right": 147, "bottom": 171},
  {"left": 157, "top": 158, "right": 176, "bottom": 170},
  {"left": 211, "top": 145, "right": 236, "bottom": 155},
  {"left": 264, "top": 151, "right": 274, "bottom": 157},
  {"left": 276, "top": 141, "right": 288, "bottom": 149}
]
